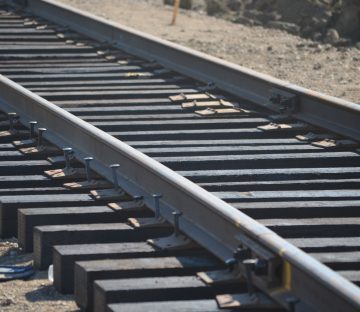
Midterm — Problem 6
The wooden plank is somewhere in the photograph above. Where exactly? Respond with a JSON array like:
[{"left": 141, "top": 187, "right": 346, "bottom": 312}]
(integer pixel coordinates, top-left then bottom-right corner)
[
  {"left": 81, "top": 113, "right": 197, "bottom": 122},
  {"left": 20, "top": 78, "right": 168, "bottom": 87},
  {"left": 107, "top": 300, "right": 228, "bottom": 312},
  {"left": 310, "top": 252, "right": 360, "bottom": 270},
  {"left": 74, "top": 256, "right": 221, "bottom": 311},
  {"left": 53, "top": 242, "right": 203, "bottom": 294},
  {"left": 200, "top": 179, "right": 360, "bottom": 192},
  {"left": 0, "top": 194, "right": 99, "bottom": 237},
  {"left": 216, "top": 189, "right": 360, "bottom": 202},
  {"left": 232, "top": 200, "right": 360, "bottom": 219},
  {"left": 0, "top": 65, "right": 141, "bottom": 74},
  {"left": 181, "top": 167, "right": 360, "bottom": 183},
  {"left": 337, "top": 271, "right": 360, "bottom": 286},
  {"left": 287, "top": 237, "right": 360, "bottom": 252},
  {"left": 156, "top": 152, "right": 360, "bottom": 171},
  {"left": 18, "top": 206, "right": 146, "bottom": 252},
  {"left": 138, "top": 144, "right": 321, "bottom": 157},
  {"left": 29, "top": 84, "right": 186, "bottom": 91},
  {"left": 0, "top": 160, "right": 53, "bottom": 175},
  {"left": 7, "top": 72, "right": 153, "bottom": 81},
  {"left": 259, "top": 217, "right": 360, "bottom": 238},
  {"left": 33, "top": 223, "right": 173, "bottom": 269},
  {"left": 126, "top": 138, "right": 303, "bottom": 147},
  {"left": 36, "top": 89, "right": 196, "bottom": 100},
  {"left": 0, "top": 186, "right": 71, "bottom": 195},
  {"left": 109, "top": 127, "right": 296, "bottom": 141},
  {"left": 0, "top": 175, "right": 56, "bottom": 188},
  {"left": 94, "top": 276, "right": 243, "bottom": 312},
  {"left": 92, "top": 118, "right": 268, "bottom": 132}
]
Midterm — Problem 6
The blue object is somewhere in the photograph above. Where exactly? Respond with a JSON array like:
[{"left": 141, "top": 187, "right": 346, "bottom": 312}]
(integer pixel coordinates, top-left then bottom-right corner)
[{"left": 0, "top": 264, "right": 34, "bottom": 281}]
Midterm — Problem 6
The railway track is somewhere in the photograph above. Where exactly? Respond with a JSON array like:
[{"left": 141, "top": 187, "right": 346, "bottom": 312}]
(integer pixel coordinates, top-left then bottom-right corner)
[{"left": 0, "top": 0, "right": 360, "bottom": 311}]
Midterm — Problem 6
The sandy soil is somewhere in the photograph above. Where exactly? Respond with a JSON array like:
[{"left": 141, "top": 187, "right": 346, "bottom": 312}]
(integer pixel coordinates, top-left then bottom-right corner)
[
  {"left": 0, "top": 239, "right": 78, "bottom": 311},
  {"left": 58, "top": 0, "right": 360, "bottom": 103}
]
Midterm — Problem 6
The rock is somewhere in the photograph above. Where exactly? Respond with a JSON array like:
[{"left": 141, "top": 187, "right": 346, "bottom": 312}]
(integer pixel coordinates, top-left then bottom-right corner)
[
  {"left": 335, "top": 5, "right": 360, "bottom": 40},
  {"left": 226, "top": 0, "right": 242, "bottom": 11},
  {"left": 205, "top": 0, "right": 229, "bottom": 16},
  {"left": 232, "top": 15, "right": 255, "bottom": 26},
  {"left": 324, "top": 28, "right": 340, "bottom": 44},
  {"left": 312, "top": 32, "right": 322, "bottom": 41},
  {"left": 355, "top": 42, "right": 360, "bottom": 50},
  {"left": 0, "top": 298, "right": 15, "bottom": 307},
  {"left": 267, "top": 21, "right": 300, "bottom": 35},
  {"left": 313, "top": 63, "right": 322, "bottom": 70}
]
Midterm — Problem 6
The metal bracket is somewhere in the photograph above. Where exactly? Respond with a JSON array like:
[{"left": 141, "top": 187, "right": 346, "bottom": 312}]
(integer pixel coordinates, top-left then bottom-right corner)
[
  {"left": 197, "top": 268, "right": 243, "bottom": 285},
  {"left": 147, "top": 210, "right": 197, "bottom": 250},
  {"left": 128, "top": 193, "right": 168, "bottom": 228},
  {"left": 19, "top": 145, "right": 61, "bottom": 155},
  {"left": 198, "top": 81, "right": 216, "bottom": 92},
  {"left": 47, "top": 155, "right": 66, "bottom": 165},
  {"left": 44, "top": 168, "right": 87, "bottom": 180},
  {"left": 12, "top": 120, "right": 38, "bottom": 147},
  {"left": 295, "top": 132, "right": 336, "bottom": 142},
  {"left": 154, "top": 68, "right": 171, "bottom": 75},
  {"left": 90, "top": 188, "right": 130, "bottom": 201},
  {"left": 258, "top": 122, "right": 310, "bottom": 132},
  {"left": 108, "top": 196, "right": 145, "bottom": 212},
  {"left": 236, "top": 233, "right": 281, "bottom": 288},
  {"left": 0, "top": 112, "right": 25, "bottom": 138},
  {"left": 311, "top": 138, "right": 358, "bottom": 149},
  {"left": 216, "top": 293, "right": 279, "bottom": 310},
  {"left": 128, "top": 216, "right": 169, "bottom": 228},
  {"left": 268, "top": 88, "right": 298, "bottom": 115},
  {"left": 147, "top": 234, "right": 197, "bottom": 250},
  {"left": 19, "top": 127, "right": 61, "bottom": 155},
  {"left": 124, "top": 72, "right": 151, "bottom": 78},
  {"left": 90, "top": 163, "right": 130, "bottom": 200},
  {"left": 181, "top": 99, "right": 235, "bottom": 109},
  {"left": 63, "top": 179, "right": 111, "bottom": 190},
  {"left": 195, "top": 107, "right": 247, "bottom": 116},
  {"left": 169, "top": 92, "right": 223, "bottom": 103}
]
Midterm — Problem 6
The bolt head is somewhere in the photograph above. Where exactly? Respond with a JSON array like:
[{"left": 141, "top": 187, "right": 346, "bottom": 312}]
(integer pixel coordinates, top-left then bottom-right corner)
[{"left": 110, "top": 164, "right": 120, "bottom": 169}]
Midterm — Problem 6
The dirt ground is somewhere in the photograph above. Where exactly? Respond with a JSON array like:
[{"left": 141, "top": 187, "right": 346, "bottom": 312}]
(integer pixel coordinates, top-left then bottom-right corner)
[
  {"left": 58, "top": 0, "right": 360, "bottom": 103},
  {"left": 0, "top": 239, "right": 78, "bottom": 311},
  {"left": 0, "top": 1, "right": 359, "bottom": 312}
]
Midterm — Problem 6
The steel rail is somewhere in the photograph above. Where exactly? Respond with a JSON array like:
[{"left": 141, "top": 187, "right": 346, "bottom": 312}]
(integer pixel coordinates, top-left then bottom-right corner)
[
  {"left": 13, "top": 0, "right": 360, "bottom": 142},
  {"left": 1, "top": 72, "right": 360, "bottom": 311},
  {"left": 3, "top": 1, "right": 360, "bottom": 310}
]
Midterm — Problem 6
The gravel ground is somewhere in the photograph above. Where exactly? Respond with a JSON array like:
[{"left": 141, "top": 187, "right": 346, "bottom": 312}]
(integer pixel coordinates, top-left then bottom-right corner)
[
  {"left": 0, "top": 239, "right": 78, "bottom": 311},
  {"left": 58, "top": 0, "right": 360, "bottom": 103},
  {"left": 0, "top": 1, "right": 359, "bottom": 311}
]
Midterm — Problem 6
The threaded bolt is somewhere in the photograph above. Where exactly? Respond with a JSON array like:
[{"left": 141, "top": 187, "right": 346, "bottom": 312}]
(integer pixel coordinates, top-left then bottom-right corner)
[
  {"left": 29, "top": 121, "right": 37, "bottom": 139},
  {"left": 152, "top": 193, "right": 162, "bottom": 220},
  {"left": 37, "top": 128, "right": 46, "bottom": 149},
  {"left": 84, "top": 157, "right": 93, "bottom": 182},
  {"left": 110, "top": 164, "right": 120, "bottom": 190}
]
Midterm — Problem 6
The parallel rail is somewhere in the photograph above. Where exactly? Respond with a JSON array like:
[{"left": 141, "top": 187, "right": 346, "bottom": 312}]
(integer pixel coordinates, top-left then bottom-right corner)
[{"left": 1, "top": 1, "right": 360, "bottom": 311}]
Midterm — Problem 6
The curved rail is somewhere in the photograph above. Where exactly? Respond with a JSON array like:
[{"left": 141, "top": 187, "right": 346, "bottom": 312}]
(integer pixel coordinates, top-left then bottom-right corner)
[
  {"left": 22, "top": 0, "right": 360, "bottom": 142},
  {"left": 1, "top": 73, "right": 360, "bottom": 311},
  {"left": 1, "top": 0, "right": 360, "bottom": 310}
]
